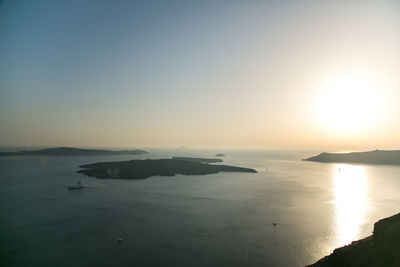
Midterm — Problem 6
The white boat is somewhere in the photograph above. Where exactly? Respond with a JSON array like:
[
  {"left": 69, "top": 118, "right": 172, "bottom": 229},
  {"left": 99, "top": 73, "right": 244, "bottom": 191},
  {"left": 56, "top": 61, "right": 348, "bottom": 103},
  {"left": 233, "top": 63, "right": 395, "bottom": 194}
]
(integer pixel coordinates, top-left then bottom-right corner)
[{"left": 68, "top": 181, "right": 85, "bottom": 190}]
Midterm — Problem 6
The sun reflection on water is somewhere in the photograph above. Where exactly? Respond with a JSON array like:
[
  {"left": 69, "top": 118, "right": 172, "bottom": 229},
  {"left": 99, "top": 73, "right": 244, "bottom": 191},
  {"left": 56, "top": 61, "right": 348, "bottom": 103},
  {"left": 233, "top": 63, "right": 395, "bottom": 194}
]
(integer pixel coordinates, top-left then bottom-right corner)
[{"left": 334, "top": 164, "right": 368, "bottom": 246}]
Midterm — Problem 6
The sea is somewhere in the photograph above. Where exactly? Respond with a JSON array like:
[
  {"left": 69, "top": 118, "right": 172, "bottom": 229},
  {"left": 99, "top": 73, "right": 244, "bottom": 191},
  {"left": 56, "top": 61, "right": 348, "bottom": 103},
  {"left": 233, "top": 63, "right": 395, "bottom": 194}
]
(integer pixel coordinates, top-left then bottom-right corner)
[{"left": 1, "top": 148, "right": 400, "bottom": 266}]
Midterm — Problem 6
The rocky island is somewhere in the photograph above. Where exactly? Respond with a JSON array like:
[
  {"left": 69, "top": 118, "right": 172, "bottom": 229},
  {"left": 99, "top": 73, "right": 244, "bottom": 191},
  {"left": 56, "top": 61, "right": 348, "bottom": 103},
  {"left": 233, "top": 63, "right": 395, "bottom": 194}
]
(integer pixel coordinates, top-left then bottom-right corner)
[
  {"left": 78, "top": 158, "right": 256, "bottom": 179},
  {"left": 308, "top": 212, "right": 400, "bottom": 266},
  {"left": 0, "top": 147, "right": 148, "bottom": 156},
  {"left": 172, "top": 156, "right": 223, "bottom": 163},
  {"left": 304, "top": 150, "right": 400, "bottom": 165}
]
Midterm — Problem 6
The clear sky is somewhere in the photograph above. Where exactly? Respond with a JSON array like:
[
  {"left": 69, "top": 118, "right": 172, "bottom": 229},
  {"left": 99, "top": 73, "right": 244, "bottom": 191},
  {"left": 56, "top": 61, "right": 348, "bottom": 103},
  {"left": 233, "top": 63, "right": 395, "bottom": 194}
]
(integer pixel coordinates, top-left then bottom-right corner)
[{"left": 1, "top": 0, "right": 399, "bottom": 150}]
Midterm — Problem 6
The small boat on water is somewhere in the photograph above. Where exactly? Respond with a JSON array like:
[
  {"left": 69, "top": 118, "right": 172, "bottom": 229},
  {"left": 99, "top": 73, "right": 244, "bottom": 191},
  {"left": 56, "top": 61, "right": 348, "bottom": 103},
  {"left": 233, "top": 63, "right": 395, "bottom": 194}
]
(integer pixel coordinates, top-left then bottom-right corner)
[{"left": 68, "top": 181, "right": 85, "bottom": 190}]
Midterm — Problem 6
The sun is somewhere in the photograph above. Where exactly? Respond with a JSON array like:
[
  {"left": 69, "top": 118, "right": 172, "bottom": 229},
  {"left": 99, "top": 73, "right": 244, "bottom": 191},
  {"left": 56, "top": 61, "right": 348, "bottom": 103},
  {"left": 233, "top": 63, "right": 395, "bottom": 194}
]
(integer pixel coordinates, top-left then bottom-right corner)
[{"left": 315, "top": 74, "right": 383, "bottom": 133}]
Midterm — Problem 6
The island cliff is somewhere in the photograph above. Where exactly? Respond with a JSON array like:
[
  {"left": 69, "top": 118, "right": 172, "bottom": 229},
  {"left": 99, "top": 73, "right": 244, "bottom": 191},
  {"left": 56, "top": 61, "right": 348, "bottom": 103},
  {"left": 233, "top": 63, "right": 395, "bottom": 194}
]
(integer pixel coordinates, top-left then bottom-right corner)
[
  {"left": 304, "top": 150, "right": 400, "bottom": 165},
  {"left": 308, "top": 212, "right": 400, "bottom": 266},
  {"left": 78, "top": 158, "right": 256, "bottom": 179}
]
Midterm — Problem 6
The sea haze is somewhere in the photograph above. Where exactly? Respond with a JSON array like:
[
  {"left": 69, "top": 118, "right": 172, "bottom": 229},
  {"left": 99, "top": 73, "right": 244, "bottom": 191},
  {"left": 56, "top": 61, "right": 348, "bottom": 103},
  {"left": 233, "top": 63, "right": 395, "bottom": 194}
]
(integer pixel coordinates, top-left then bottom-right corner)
[{"left": 1, "top": 149, "right": 400, "bottom": 266}]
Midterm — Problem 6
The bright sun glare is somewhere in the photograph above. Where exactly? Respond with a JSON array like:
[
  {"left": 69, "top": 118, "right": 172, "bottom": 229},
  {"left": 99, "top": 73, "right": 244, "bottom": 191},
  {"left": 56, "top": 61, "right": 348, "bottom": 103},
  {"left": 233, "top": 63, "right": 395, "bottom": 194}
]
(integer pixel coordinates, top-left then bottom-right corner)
[
  {"left": 334, "top": 164, "right": 368, "bottom": 246},
  {"left": 316, "top": 74, "right": 384, "bottom": 133}
]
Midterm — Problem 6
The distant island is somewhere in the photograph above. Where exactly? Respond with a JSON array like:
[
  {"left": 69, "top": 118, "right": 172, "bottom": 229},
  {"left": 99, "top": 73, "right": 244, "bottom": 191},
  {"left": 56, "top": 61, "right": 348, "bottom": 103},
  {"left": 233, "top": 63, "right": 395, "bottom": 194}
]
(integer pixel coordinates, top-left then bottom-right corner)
[
  {"left": 78, "top": 158, "right": 256, "bottom": 179},
  {"left": 304, "top": 150, "right": 400, "bottom": 165},
  {"left": 308, "top": 212, "right": 400, "bottom": 266},
  {"left": 172, "top": 156, "right": 223, "bottom": 163},
  {"left": 0, "top": 147, "right": 148, "bottom": 156},
  {"left": 215, "top": 153, "right": 225, "bottom": 157}
]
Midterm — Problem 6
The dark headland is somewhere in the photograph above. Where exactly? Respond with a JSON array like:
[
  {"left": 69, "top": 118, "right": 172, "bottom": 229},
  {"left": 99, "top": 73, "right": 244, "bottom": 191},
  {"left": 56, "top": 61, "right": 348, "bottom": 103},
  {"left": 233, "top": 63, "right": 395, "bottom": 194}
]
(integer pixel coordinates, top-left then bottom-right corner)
[
  {"left": 78, "top": 158, "right": 256, "bottom": 179},
  {"left": 304, "top": 150, "right": 400, "bottom": 165},
  {"left": 0, "top": 147, "right": 148, "bottom": 156},
  {"left": 308, "top": 212, "right": 400, "bottom": 267}
]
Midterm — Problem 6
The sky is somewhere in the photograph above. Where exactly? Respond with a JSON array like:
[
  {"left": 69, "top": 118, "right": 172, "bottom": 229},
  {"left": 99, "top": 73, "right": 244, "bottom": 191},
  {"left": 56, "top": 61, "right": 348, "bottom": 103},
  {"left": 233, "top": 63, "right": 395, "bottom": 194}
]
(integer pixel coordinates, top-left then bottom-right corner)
[{"left": 1, "top": 0, "right": 399, "bottom": 150}]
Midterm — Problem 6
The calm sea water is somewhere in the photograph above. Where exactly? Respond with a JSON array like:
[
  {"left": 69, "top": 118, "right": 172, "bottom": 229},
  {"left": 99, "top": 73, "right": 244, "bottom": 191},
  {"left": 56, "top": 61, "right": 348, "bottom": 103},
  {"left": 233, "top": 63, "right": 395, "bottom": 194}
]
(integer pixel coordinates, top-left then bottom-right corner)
[{"left": 1, "top": 149, "right": 400, "bottom": 266}]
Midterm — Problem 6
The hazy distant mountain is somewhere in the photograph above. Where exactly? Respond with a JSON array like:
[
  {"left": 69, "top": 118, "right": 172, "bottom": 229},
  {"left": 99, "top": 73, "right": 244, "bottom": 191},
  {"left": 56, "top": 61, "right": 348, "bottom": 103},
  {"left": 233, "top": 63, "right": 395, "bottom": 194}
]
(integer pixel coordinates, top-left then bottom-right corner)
[
  {"left": 304, "top": 150, "right": 400, "bottom": 165},
  {"left": 0, "top": 147, "right": 148, "bottom": 156}
]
